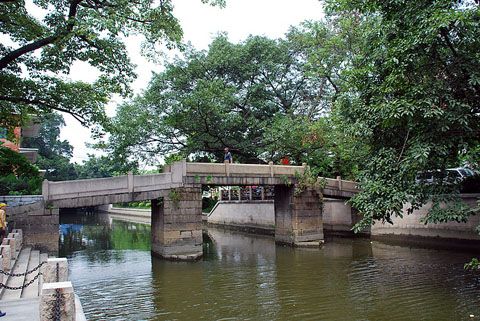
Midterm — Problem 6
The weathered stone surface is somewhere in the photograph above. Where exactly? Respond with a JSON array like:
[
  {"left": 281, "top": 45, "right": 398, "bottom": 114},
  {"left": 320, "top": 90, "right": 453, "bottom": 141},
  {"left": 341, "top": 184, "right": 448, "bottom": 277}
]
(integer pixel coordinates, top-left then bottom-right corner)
[
  {"left": 43, "top": 258, "right": 68, "bottom": 283},
  {"left": 40, "top": 281, "right": 75, "bottom": 321},
  {"left": 11, "top": 229, "right": 23, "bottom": 247},
  {"left": 0, "top": 246, "right": 11, "bottom": 271},
  {"left": 274, "top": 186, "right": 324, "bottom": 245},
  {"left": 151, "top": 187, "right": 204, "bottom": 260},
  {"left": 2, "top": 238, "right": 16, "bottom": 257}
]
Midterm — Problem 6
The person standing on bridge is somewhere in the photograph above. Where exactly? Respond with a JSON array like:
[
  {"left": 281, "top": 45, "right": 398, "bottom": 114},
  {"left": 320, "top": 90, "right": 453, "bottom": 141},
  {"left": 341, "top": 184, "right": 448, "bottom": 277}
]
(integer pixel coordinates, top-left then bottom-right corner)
[{"left": 224, "top": 147, "right": 233, "bottom": 163}]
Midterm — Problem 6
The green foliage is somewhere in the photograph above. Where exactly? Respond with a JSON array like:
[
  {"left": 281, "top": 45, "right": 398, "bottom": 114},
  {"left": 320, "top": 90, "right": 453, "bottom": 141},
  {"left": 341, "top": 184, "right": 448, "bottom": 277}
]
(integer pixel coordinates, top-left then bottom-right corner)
[
  {"left": 105, "top": 33, "right": 337, "bottom": 165},
  {"left": 294, "top": 168, "right": 327, "bottom": 196},
  {"left": 325, "top": 0, "right": 480, "bottom": 229},
  {"left": 0, "top": 0, "right": 223, "bottom": 126},
  {"left": 115, "top": 201, "right": 151, "bottom": 209},
  {"left": 464, "top": 258, "right": 480, "bottom": 271},
  {"left": 168, "top": 189, "right": 181, "bottom": 208},
  {"left": 0, "top": 145, "right": 41, "bottom": 195},
  {"left": 0, "top": 174, "right": 42, "bottom": 195},
  {"left": 75, "top": 154, "right": 135, "bottom": 179},
  {"left": 23, "top": 113, "right": 77, "bottom": 181}
]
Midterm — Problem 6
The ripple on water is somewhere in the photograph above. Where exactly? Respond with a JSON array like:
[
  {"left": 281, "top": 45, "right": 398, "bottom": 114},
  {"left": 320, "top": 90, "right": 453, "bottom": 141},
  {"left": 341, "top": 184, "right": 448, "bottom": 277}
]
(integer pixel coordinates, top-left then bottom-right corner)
[{"left": 62, "top": 217, "right": 480, "bottom": 321}]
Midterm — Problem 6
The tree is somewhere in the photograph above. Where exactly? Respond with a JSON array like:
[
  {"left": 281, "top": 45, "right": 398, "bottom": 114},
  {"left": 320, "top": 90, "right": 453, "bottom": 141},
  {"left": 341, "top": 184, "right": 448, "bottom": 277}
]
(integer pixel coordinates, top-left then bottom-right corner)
[
  {"left": 324, "top": 0, "right": 480, "bottom": 229},
  {"left": 0, "top": 0, "right": 224, "bottom": 126},
  {"left": 75, "top": 154, "right": 133, "bottom": 179},
  {"left": 22, "top": 113, "right": 77, "bottom": 181},
  {"left": 0, "top": 144, "right": 42, "bottom": 195},
  {"left": 104, "top": 34, "right": 336, "bottom": 165}
]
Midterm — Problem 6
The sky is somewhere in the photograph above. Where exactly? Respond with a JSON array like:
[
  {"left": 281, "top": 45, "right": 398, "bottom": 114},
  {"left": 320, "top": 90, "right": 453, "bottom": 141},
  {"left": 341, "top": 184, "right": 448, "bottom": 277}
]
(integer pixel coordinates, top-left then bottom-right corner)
[{"left": 60, "top": 0, "right": 325, "bottom": 163}]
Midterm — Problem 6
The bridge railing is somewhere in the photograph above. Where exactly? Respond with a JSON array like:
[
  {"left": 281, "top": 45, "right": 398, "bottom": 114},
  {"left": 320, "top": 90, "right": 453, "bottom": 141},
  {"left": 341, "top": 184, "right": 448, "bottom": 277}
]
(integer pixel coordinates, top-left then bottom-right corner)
[
  {"left": 185, "top": 161, "right": 306, "bottom": 177},
  {"left": 43, "top": 172, "right": 174, "bottom": 201},
  {"left": 42, "top": 160, "right": 358, "bottom": 202},
  {"left": 323, "top": 177, "right": 358, "bottom": 192}
]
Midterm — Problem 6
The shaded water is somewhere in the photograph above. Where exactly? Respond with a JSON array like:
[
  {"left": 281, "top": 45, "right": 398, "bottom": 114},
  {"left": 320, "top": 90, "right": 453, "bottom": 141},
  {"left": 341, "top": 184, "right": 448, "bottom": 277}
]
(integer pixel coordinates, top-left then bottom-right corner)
[{"left": 60, "top": 212, "right": 480, "bottom": 321}]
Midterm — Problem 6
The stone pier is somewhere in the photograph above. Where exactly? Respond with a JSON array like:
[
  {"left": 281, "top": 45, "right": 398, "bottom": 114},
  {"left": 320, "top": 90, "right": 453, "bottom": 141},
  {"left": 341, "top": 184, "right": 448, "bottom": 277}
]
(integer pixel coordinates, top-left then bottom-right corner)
[
  {"left": 151, "top": 186, "right": 203, "bottom": 260},
  {"left": 274, "top": 186, "right": 324, "bottom": 247}
]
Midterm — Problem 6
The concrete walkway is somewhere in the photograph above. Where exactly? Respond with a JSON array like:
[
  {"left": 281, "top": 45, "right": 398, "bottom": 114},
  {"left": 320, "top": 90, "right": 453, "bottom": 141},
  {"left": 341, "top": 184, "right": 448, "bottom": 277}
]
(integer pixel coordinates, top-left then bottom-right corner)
[{"left": 0, "top": 298, "right": 39, "bottom": 321}]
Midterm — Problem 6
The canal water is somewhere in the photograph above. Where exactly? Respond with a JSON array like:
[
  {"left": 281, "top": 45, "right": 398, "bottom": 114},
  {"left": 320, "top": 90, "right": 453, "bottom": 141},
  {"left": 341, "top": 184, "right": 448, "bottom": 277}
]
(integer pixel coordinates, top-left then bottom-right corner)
[{"left": 59, "top": 212, "right": 480, "bottom": 321}]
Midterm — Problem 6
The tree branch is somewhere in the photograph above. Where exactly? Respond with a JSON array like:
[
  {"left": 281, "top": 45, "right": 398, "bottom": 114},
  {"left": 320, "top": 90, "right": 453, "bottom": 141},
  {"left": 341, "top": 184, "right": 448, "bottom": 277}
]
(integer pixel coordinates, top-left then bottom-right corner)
[
  {"left": 0, "top": 95, "right": 87, "bottom": 125},
  {"left": 0, "top": 0, "right": 83, "bottom": 70}
]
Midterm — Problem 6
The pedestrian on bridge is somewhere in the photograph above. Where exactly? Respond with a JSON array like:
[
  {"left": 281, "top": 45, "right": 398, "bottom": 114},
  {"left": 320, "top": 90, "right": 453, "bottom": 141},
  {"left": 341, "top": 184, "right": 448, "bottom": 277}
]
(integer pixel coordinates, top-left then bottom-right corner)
[{"left": 224, "top": 147, "right": 233, "bottom": 163}]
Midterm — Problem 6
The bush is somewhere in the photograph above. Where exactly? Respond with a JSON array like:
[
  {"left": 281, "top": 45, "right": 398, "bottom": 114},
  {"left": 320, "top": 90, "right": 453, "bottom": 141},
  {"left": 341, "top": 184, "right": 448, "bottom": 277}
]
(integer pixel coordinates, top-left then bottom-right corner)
[
  {"left": 0, "top": 146, "right": 42, "bottom": 195},
  {"left": 0, "top": 174, "right": 42, "bottom": 195}
]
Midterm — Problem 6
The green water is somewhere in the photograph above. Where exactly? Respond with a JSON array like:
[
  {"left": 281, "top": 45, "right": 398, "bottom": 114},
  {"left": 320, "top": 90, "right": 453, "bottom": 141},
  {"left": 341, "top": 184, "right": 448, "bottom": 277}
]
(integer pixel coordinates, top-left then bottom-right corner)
[{"left": 60, "top": 212, "right": 480, "bottom": 321}]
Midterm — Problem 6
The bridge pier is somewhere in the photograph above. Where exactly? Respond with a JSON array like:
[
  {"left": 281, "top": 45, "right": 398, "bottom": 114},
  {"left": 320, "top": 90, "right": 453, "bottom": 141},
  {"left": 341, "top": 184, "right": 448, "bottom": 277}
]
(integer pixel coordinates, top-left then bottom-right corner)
[
  {"left": 151, "top": 186, "right": 203, "bottom": 260},
  {"left": 274, "top": 186, "right": 324, "bottom": 246}
]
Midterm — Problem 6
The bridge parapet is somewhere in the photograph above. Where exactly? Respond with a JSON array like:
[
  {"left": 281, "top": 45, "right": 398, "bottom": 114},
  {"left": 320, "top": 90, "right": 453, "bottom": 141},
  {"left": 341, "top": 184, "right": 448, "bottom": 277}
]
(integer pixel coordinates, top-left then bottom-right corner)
[
  {"left": 43, "top": 172, "right": 174, "bottom": 205},
  {"left": 324, "top": 177, "right": 358, "bottom": 193},
  {"left": 184, "top": 161, "right": 306, "bottom": 178}
]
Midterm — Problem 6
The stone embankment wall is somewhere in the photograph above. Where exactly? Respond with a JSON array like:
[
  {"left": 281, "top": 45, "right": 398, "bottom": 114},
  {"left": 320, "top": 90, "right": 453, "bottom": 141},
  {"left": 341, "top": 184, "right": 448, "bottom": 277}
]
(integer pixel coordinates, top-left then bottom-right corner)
[
  {"left": 208, "top": 198, "right": 355, "bottom": 236},
  {"left": 208, "top": 201, "right": 275, "bottom": 231},
  {"left": 371, "top": 193, "right": 480, "bottom": 241},
  {"left": 0, "top": 196, "right": 58, "bottom": 254}
]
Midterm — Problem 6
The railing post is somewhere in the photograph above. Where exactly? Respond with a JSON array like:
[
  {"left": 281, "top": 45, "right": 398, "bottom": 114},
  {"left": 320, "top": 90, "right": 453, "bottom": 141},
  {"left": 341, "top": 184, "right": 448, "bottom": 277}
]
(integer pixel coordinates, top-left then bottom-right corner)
[
  {"left": 127, "top": 172, "right": 134, "bottom": 193},
  {"left": 42, "top": 179, "right": 49, "bottom": 202},
  {"left": 1, "top": 238, "right": 16, "bottom": 257},
  {"left": 40, "top": 282, "right": 75, "bottom": 321},
  {"left": 11, "top": 229, "right": 23, "bottom": 248},
  {"left": 224, "top": 160, "right": 230, "bottom": 177},
  {"left": 43, "top": 258, "right": 69, "bottom": 283},
  {"left": 0, "top": 246, "right": 11, "bottom": 271},
  {"left": 336, "top": 176, "right": 342, "bottom": 191},
  {"left": 261, "top": 186, "right": 265, "bottom": 200},
  {"left": 249, "top": 186, "right": 253, "bottom": 200},
  {"left": 269, "top": 161, "right": 274, "bottom": 178},
  {"left": 302, "top": 163, "right": 307, "bottom": 175}
]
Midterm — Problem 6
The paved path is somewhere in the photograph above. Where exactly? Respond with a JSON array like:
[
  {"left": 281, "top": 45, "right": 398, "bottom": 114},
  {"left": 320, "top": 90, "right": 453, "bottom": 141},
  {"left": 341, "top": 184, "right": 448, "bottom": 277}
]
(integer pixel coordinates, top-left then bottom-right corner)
[{"left": 0, "top": 298, "right": 39, "bottom": 321}]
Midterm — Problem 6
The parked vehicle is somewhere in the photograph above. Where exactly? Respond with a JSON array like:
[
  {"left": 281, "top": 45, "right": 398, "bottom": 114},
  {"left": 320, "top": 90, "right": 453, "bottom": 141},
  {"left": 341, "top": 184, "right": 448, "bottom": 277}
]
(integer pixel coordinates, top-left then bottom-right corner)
[{"left": 415, "top": 167, "right": 475, "bottom": 185}]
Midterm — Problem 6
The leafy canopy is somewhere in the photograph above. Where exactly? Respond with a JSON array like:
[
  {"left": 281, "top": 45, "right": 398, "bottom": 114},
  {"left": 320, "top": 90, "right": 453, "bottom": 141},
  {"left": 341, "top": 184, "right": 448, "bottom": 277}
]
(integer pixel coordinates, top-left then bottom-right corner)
[
  {"left": 0, "top": 0, "right": 224, "bottom": 126},
  {"left": 325, "top": 0, "right": 480, "bottom": 229}
]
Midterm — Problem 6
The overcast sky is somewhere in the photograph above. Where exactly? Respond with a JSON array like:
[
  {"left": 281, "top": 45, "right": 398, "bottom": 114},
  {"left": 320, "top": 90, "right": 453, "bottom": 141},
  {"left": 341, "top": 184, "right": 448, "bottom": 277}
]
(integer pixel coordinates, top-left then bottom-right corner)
[{"left": 60, "top": 0, "right": 325, "bottom": 163}]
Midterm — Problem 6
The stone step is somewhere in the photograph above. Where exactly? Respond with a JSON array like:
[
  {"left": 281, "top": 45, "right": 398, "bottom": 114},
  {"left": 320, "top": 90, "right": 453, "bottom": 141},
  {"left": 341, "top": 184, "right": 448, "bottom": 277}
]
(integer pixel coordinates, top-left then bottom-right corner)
[
  {"left": 0, "top": 244, "right": 22, "bottom": 299},
  {"left": 1, "top": 247, "right": 31, "bottom": 301},
  {"left": 38, "top": 253, "right": 48, "bottom": 297},
  {"left": 21, "top": 250, "right": 40, "bottom": 299}
]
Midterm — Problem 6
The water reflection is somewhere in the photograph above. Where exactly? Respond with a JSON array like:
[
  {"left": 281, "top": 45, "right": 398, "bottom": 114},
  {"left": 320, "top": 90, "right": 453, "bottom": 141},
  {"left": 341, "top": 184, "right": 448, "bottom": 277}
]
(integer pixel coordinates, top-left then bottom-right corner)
[
  {"left": 60, "top": 212, "right": 150, "bottom": 263},
  {"left": 60, "top": 212, "right": 480, "bottom": 321}
]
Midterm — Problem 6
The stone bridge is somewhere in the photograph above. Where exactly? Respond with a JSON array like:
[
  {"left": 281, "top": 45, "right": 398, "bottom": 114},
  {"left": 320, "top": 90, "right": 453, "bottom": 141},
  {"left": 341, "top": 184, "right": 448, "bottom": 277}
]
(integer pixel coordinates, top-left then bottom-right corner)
[{"left": 41, "top": 160, "right": 358, "bottom": 260}]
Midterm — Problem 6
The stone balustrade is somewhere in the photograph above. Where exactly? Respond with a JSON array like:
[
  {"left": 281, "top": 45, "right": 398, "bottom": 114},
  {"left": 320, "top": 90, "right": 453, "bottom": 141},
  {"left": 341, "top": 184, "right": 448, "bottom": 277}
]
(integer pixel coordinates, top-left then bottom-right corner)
[
  {"left": 40, "top": 257, "right": 80, "bottom": 321},
  {"left": 0, "top": 244, "right": 11, "bottom": 272},
  {"left": 1, "top": 237, "right": 16, "bottom": 258},
  {"left": 41, "top": 160, "right": 358, "bottom": 208},
  {"left": 40, "top": 282, "right": 76, "bottom": 321}
]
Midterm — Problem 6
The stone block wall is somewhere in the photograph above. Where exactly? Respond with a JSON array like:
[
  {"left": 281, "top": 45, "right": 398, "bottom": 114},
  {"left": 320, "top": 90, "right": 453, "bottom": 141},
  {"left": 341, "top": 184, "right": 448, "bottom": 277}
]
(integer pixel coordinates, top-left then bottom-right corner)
[
  {"left": 274, "top": 186, "right": 323, "bottom": 245},
  {"left": 6, "top": 201, "right": 59, "bottom": 255},
  {"left": 371, "top": 194, "right": 480, "bottom": 241},
  {"left": 151, "top": 186, "right": 203, "bottom": 260}
]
